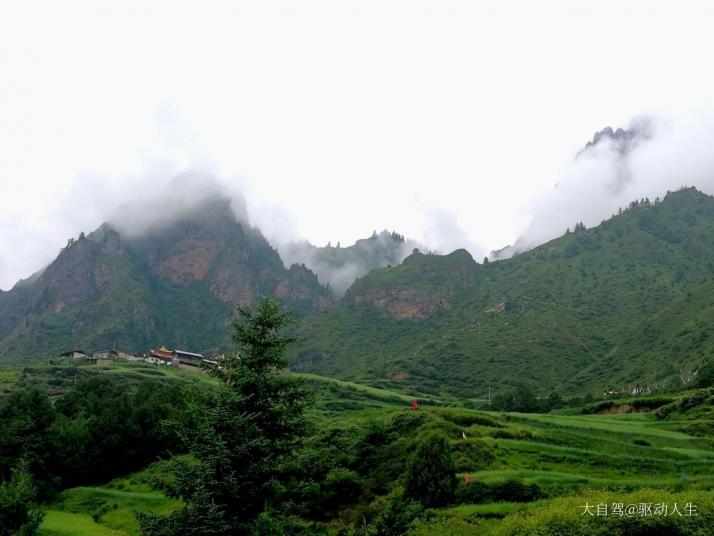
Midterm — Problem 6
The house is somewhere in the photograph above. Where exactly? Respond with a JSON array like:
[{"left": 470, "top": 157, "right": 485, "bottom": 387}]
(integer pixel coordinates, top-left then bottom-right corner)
[
  {"left": 116, "top": 351, "right": 144, "bottom": 361},
  {"left": 145, "top": 346, "right": 205, "bottom": 369},
  {"left": 145, "top": 355, "right": 170, "bottom": 366},
  {"left": 174, "top": 349, "right": 204, "bottom": 366},
  {"left": 60, "top": 349, "right": 90, "bottom": 359},
  {"left": 148, "top": 346, "right": 177, "bottom": 366},
  {"left": 93, "top": 349, "right": 118, "bottom": 360}
]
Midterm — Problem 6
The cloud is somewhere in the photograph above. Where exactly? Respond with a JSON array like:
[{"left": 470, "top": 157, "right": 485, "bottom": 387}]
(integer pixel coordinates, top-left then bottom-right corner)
[
  {"left": 496, "top": 112, "right": 714, "bottom": 257},
  {"left": 107, "top": 172, "right": 248, "bottom": 239},
  {"left": 423, "top": 208, "right": 487, "bottom": 261},
  {"left": 3, "top": 3, "right": 714, "bottom": 289},
  {"left": 279, "top": 231, "right": 422, "bottom": 297}
]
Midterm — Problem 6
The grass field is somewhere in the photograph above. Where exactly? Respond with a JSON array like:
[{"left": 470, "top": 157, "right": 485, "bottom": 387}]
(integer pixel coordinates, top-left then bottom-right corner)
[
  {"left": 39, "top": 401, "right": 714, "bottom": 534},
  {"left": 17, "top": 361, "right": 713, "bottom": 535},
  {"left": 38, "top": 460, "right": 183, "bottom": 536}
]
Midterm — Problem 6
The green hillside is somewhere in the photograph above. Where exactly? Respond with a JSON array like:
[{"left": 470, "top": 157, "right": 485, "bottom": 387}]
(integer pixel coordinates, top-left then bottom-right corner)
[
  {"left": 293, "top": 188, "right": 714, "bottom": 397},
  {"left": 30, "top": 374, "right": 714, "bottom": 535},
  {"left": 6, "top": 186, "right": 714, "bottom": 400},
  {"left": 4, "top": 335, "right": 714, "bottom": 536}
]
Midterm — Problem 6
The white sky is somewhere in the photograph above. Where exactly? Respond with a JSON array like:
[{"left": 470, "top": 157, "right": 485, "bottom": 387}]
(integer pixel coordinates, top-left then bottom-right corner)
[{"left": 2, "top": 1, "right": 714, "bottom": 289}]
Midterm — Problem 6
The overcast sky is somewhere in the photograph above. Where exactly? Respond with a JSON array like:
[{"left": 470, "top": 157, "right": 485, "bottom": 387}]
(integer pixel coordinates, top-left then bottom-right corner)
[{"left": 2, "top": 1, "right": 714, "bottom": 289}]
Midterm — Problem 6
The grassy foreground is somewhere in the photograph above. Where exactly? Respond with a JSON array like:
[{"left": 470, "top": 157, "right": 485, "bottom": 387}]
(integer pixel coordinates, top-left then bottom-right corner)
[
  {"left": 36, "top": 380, "right": 714, "bottom": 535},
  {"left": 38, "top": 459, "right": 182, "bottom": 536}
]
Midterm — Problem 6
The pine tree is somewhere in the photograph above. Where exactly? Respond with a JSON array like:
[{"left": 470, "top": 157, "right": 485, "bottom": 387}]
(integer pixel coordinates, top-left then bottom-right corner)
[{"left": 139, "top": 298, "right": 311, "bottom": 536}]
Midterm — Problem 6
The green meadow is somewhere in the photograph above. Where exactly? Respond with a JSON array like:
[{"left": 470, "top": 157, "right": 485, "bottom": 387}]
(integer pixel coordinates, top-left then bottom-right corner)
[{"left": 20, "top": 361, "right": 714, "bottom": 535}]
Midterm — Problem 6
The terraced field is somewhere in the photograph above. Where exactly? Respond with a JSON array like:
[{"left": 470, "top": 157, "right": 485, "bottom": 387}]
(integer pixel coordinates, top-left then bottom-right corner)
[
  {"left": 38, "top": 461, "right": 182, "bottom": 536},
  {"left": 18, "top": 364, "right": 713, "bottom": 535},
  {"left": 468, "top": 412, "right": 714, "bottom": 492}
]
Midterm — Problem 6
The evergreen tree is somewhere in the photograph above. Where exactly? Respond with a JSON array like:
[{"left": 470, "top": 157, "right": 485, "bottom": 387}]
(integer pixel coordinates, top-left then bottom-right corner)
[{"left": 140, "top": 297, "right": 311, "bottom": 536}]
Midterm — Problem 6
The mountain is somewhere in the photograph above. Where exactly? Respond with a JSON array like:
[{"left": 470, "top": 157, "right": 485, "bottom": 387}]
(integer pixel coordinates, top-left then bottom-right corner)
[
  {"left": 0, "top": 195, "right": 331, "bottom": 362},
  {"left": 492, "top": 120, "right": 656, "bottom": 261},
  {"left": 6, "top": 181, "right": 714, "bottom": 400},
  {"left": 281, "top": 231, "right": 421, "bottom": 296},
  {"left": 575, "top": 120, "right": 653, "bottom": 160},
  {"left": 291, "top": 187, "right": 714, "bottom": 398}
]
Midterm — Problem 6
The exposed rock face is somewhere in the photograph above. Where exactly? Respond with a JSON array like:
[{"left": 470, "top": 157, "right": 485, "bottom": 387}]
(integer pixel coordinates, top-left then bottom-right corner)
[
  {"left": 344, "top": 249, "right": 477, "bottom": 320},
  {"left": 151, "top": 237, "right": 221, "bottom": 285},
  {"left": 349, "top": 287, "right": 452, "bottom": 319},
  {"left": 210, "top": 265, "right": 257, "bottom": 306},
  {"left": 0, "top": 195, "right": 332, "bottom": 361},
  {"left": 576, "top": 118, "right": 653, "bottom": 160},
  {"left": 276, "top": 264, "right": 333, "bottom": 313},
  {"left": 26, "top": 231, "right": 124, "bottom": 314}
]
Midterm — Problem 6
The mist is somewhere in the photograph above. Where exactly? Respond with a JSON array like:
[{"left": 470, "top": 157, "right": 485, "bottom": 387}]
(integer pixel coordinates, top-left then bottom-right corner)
[
  {"left": 496, "top": 112, "right": 714, "bottom": 258},
  {"left": 4, "top": 2, "right": 714, "bottom": 290},
  {"left": 107, "top": 173, "right": 250, "bottom": 239},
  {"left": 5, "top": 111, "right": 714, "bottom": 292},
  {"left": 280, "top": 231, "right": 423, "bottom": 297}
]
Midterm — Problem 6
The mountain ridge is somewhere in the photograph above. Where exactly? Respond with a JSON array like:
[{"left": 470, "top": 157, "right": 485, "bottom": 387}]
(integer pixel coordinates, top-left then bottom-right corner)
[
  {"left": 0, "top": 196, "right": 332, "bottom": 361},
  {"left": 4, "top": 185, "right": 714, "bottom": 402},
  {"left": 292, "top": 187, "right": 714, "bottom": 397}
]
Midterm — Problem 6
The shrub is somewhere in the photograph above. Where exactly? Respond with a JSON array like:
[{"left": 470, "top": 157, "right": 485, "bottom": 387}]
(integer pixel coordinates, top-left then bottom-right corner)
[
  {"left": 435, "top": 410, "right": 502, "bottom": 428},
  {"left": 0, "top": 463, "right": 43, "bottom": 536},
  {"left": 454, "top": 480, "right": 490, "bottom": 504},
  {"left": 655, "top": 403, "right": 675, "bottom": 420},
  {"left": 404, "top": 434, "right": 457, "bottom": 507},
  {"left": 491, "top": 478, "right": 542, "bottom": 503},
  {"left": 453, "top": 478, "right": 542, "bottom": 505},
  {"left": 494, "top": 489, "right": 714, "bottom": 536},
  {"left": 371, "top": 492, "right": 422, "bottom": 536},
  {"left": 322, "top": 468, "right": 364, "bottom": 511},
  {"left": 695, "top": 361, "right": 714, "bottom": 388},
  {"left": 451, "top": 439, "right": 495, "bottom": 472},
  {"left": 679, "top": 390, "right": 711, "bottom": 410}
]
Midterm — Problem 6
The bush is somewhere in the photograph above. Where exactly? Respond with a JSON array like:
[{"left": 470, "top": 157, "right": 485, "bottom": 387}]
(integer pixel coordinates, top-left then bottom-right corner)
[
  {"left": 404, "top": 434, "right": 457, "bottom": 507},
  {"left": 491, "top": 478, "right": 542, "bottom": 503},
  {"left": 435, "top": 410, "right": 502, "bottom": 428},
  {"left": 494, "top": 489, "right": 714, "bottom": 536},
  {"left": 679, "top": 390, "right": 711, "bottom": 410},
  {"left": 695, "top": 361, "right": 714, "bottom": 388},
  {"left": 0, "top": 463, "right": 43, "bottom": 536},
  {"left": 451, "top": 439, "right": 495, "bottom": 472},
  {"left": 322, "top": 468, "right": 364, "bottom": 511},
  {"left": 453, "top": 478, "right": 542, "bottom": 505},
  {"left": 655, "top": 403, "right": 675, "bottom": 420},
  {"left": 371, "top": 492, "right": 422, "bottom": 536},
  {"left": 454, "top": 480, "right": 491, "bottom": 504}
]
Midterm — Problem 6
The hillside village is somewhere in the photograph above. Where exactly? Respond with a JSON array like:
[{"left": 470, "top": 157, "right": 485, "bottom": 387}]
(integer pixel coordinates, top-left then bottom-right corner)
[{"left": 59, "top": 346, "right": 216, "bottom": 370}]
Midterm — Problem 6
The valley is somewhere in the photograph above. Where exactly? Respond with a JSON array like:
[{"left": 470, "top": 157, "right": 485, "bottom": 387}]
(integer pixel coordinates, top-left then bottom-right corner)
[{"left": 8, "top": 359, "right": 711, "bottom": 535}]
